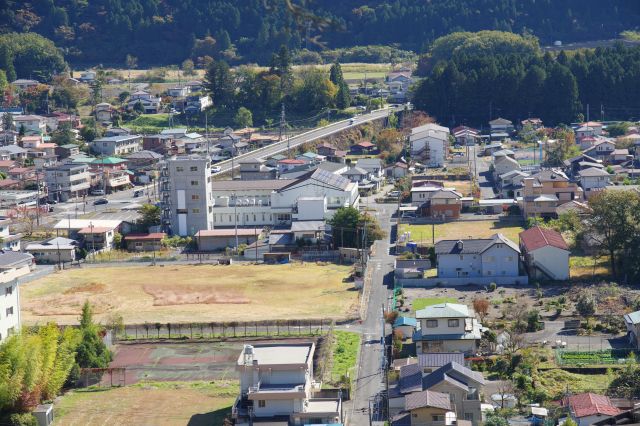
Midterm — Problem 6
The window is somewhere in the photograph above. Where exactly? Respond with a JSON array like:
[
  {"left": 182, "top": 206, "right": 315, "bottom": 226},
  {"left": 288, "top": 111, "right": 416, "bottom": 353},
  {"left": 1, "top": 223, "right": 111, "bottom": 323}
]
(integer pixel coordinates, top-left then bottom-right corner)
[
  {"left": 191, "top": 195, "right": 200, "bottom": 200},
  {"left": 448, "top": 319, "right": 459, "bottom": 327},
  {"left": 190, "top": 180, "right": 199, "bottom": 186},
  {"left": 464, "top": 413, "right": 474, "bottom": 421},
  {"left": 449, "top": 394, "right": 456, "bottom": 402},
  {"left": 6, "top": 306, "right": 13, "bottom": 316},
  {"left": 176, "top": 166, "right": 184, "bottom": 172},
  {"left": 5, "top": 286, "right": 12, "bottom": 296},
  {"left": 192, "top": 208, "right": 200, "bottom": 214},
  {"left": 459, "top": 255, "right": 464, "bottom": 260},
  {"left": 258, "top": 400, "right": 266, "bottom": 408},
  {"left": 190, "top": 166, "right": 198, "bottom": 172},
  {"left": 432, "top": 415, "right": 445, "bottom": 422},
  {"left": 426, "top": 320, "right": 438, "bottom": 328},
  {"left": 506, "top": 256, "right": 513, "bottom": 262}
]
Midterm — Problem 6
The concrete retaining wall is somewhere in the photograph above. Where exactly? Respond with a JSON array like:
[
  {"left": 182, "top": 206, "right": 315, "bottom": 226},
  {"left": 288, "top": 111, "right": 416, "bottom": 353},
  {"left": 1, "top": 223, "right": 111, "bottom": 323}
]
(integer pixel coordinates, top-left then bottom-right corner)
[{"left": 396, "top": 275, "right": 529, "bottom": 287}]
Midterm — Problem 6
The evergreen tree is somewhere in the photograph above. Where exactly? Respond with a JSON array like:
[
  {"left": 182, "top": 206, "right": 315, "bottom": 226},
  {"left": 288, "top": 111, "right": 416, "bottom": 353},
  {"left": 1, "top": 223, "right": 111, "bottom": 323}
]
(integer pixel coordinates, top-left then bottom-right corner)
[
  {"left": 329, "top": 61, "right": 344, "bottom": 86},
  {"left": 204, "top": 59, "right": 235, "bottom": 108},
  {"left": 336, "top": 82, "right": 351, "bottom": 109},
  {"left": 75, "top": 301, "right": 112, "bottom": 369}
]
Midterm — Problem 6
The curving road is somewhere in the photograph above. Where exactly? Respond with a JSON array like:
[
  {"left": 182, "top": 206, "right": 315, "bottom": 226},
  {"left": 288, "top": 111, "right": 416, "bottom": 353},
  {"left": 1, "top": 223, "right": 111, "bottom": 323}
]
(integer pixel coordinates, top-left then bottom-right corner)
[{"left": 212, "top": 106, "right": 404, "bottom": 176}]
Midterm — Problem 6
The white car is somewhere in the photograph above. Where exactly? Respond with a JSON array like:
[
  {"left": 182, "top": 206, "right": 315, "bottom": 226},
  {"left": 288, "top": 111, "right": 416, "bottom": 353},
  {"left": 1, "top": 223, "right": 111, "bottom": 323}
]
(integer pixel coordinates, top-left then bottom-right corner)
[{"left": 212, "top": 166, "right": 222, "bottom": 173}]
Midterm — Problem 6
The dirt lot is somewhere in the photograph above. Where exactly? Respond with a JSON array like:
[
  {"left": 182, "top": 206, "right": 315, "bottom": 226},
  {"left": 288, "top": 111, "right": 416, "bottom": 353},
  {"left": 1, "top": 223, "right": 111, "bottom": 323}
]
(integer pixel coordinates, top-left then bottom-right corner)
[
  {"left": 53, "top": 381, "right": 236, "bottom": 426},
  {"left": 399, "top": 220, "right": 524, "bottom": 246},
  {"left": 21, "top": 263, "right": 358, "bottom": 325}
]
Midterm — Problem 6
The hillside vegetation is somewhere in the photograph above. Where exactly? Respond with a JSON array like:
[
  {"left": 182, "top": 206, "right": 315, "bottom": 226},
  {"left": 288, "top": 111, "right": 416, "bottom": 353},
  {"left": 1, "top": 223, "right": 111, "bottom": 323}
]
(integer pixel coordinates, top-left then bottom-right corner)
[{"left": 0, "top": 1, "right": 638, "bottom": 66}]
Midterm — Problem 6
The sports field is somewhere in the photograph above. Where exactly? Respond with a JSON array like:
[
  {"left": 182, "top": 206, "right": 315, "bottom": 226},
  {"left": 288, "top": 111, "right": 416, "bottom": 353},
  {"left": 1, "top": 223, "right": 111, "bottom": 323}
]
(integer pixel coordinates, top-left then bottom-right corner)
[
  {"left": 53, "top": 381, "right": 237, "bottom": 426},
  {"left": 20, "top": 263, "right": 358, "bottom": 325}
]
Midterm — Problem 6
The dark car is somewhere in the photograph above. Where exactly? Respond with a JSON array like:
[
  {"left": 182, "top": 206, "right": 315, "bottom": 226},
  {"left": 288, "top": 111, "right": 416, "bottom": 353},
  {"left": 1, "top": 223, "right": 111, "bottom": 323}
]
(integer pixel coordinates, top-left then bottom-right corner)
[
  {"left": 93, "top": 198, "right": 109, "bottom": 205},
  {"left": 133, "top": 189, "right": 144, "bottom": 197}
]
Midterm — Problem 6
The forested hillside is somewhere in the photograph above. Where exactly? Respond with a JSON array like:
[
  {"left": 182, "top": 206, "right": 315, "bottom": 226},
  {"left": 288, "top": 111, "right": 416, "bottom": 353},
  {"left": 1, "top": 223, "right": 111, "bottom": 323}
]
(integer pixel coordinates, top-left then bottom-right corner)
[
  {"left": 0, "top": 0, "right": 638, "bottom": 66},
  {"left": 412, "top": 32, "right": 640, "bottom": 126}
]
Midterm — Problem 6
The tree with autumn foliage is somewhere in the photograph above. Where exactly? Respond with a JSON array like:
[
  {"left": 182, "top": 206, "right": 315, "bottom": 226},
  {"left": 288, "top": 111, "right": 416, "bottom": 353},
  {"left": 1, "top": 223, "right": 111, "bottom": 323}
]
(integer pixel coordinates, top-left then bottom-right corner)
[{"left": 473, "top": 298, "right": 490, "bottom": 322}]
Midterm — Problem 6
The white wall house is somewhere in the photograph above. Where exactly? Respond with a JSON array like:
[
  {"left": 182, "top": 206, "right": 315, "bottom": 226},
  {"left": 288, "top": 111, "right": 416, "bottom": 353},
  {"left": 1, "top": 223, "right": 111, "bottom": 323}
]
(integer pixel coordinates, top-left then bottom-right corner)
[
  {"left": 578, "top": 167, "right": 611, "bottom": 199},
  {"left": 414, "top": 303, "right": 483, "bottom": 355},
  {"left": 14, "top": 115, "right": 47, "bottom": 134},
  {"left": 232, "top": 343, "right": 341, "bottom": 425},
  {"left": 91, "top": 135, "right": 142, "bottom": 156},
  {"left": 0, "top": 252, "right": 34, "bottom": 342},
  {"left": 435, "top": 234, "right": 521, "bottom": 280},
  {"left": 519, "top": 226, "right": 570, "bottom": 281}
]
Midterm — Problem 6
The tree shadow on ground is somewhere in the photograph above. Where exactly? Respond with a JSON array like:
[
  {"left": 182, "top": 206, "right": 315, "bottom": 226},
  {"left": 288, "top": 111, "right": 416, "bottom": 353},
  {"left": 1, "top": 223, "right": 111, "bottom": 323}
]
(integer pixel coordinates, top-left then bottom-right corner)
[{"left": 187, "top": 407, "right": 231, "bottom": 426}]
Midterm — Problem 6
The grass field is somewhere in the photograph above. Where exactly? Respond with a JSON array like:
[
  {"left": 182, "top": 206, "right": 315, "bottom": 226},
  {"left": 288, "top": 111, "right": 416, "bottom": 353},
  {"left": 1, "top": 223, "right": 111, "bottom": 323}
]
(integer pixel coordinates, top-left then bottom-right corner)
[
  {"left": 399, "top": 220, "right": 524, "bottom": 246},
  {"left": 330, "top": 331, "right": 361, "bottom": 383},
  {"left": 412, "top": 297, "right": 457, "bottom": 311},
  {"left": 53, "top": 381, "right": 237, "bottom": 426},
  {"left": 20, "top": 263, "right": 358, "bottom": 325},
  {"left": 537, "top": 370, "right": 611, "bottom": 398},
  {"left": 570, "top": 255, "right": 611, "bottom": 281},
  {"left": 441, "top": 180, "right": 473, "bottom": 197}
]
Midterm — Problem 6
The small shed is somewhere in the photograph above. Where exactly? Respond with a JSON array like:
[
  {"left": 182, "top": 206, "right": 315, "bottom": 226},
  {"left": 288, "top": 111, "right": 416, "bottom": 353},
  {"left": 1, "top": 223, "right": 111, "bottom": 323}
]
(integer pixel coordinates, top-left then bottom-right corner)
[
  {"left": 195, "top": 228, "right": 263, "bottom": 252},
  {"left": 124, "top": 232, "right": 166, "bottom": 251},
  {"left": 33, "top": 404, "right": 54, "bottom": 426}
]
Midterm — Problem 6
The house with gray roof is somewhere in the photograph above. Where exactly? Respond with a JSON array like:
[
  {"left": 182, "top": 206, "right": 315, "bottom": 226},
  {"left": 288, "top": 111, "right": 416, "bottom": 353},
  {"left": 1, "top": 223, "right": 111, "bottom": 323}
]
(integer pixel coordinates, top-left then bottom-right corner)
[
  {"left": 413, "top": 303, "right": 484, "bottom": 355},
  {"left": 430, "top": 234, "right": 527, "bottom": 286},
  {"left": 623, "top": 310, "right": 640, "bottom": 350},
  {"left": 421, "top": 362, "right": 486, "bottom": 425}
]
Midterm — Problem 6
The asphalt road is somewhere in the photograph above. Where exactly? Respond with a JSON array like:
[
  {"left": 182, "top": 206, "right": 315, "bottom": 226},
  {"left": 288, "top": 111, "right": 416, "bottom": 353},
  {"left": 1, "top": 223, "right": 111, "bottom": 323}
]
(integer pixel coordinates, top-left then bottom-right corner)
[
  {"left": 349, "top": 192, "right": 396, "bottom": 425},
  {"left": 469, "top": 144, "right": 496, "bottom": 199},
  {"left": 213, "top": 106, "right": 403, "bottom": 175}
]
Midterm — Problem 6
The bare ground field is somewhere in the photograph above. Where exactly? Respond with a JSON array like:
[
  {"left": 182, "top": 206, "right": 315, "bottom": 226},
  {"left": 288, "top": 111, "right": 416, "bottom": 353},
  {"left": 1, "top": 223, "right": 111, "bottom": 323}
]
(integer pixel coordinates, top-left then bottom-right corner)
[
  {"left": 21, "top": 263, "right": 358, "bottom": 325},
  {"left": 53, "top": 381, "right": 236, "bottom": 426}
]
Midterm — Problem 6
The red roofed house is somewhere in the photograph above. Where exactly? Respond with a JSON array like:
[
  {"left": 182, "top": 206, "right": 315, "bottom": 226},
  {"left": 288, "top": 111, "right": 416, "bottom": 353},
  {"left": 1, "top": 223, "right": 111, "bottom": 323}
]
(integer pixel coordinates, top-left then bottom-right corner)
[
  {"left": 562, "top": 393, "right": 621, "bottom": 426},
  {"left": 124, "top": 232, "right": 166, "bottom": 251},
  {"left": 276, "top": 158, "right": 306, "bottom": 173},
  {"left": 519, "top": 226, "right": 570, "bottom": 281}
]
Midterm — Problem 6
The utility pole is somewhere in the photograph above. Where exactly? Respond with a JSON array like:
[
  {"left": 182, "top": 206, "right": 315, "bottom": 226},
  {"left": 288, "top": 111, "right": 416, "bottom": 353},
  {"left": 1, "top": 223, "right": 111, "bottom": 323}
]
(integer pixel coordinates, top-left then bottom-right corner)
[
  {"left": 233, "top": 192, "right": 239, "bottom": 254},
  {"left": 279, "top": 103, "right": 286, "bottom": 141}
]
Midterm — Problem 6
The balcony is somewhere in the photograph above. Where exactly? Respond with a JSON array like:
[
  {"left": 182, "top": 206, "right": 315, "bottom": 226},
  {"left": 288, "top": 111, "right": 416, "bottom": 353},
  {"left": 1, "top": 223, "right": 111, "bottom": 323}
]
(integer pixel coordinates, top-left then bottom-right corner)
[{"left": 246, "top": 382, "right": 306, "bottom": 398}]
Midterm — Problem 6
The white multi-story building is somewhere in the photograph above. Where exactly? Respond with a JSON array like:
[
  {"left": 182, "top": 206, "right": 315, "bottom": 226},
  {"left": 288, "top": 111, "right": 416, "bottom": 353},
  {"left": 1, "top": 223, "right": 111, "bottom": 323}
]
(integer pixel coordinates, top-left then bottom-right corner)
[
  {"left": 91, "top": 135, "right": 142, "bottom": 156},
  {"left": 410, "top": 123, "right": 450, "bottom": 167},
  {"left": 232, "top": 343, "right": 341, "bottom": 425},
  {"left": 0, "top": 251, "right": 34, "bottom": 342}
]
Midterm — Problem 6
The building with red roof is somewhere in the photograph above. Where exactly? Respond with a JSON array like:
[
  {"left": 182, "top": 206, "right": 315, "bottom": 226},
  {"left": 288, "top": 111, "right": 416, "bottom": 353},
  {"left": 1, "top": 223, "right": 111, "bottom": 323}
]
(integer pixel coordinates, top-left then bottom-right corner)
[
  {"left": 562, "top": 393, "right": 621, "bottom": 426},
  {"left": 123, "top": 232, "right": 166, "bottom": 252},
  {"left": 519, "top": 226, "right": 570, "bottom": 281}
]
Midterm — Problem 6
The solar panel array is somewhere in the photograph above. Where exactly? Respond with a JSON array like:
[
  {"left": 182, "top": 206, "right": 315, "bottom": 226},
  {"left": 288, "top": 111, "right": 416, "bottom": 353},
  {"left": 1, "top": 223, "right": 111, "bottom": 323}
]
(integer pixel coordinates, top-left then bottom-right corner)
[{"left": 312, "top": 168, "right": 350, "bottom": 190}]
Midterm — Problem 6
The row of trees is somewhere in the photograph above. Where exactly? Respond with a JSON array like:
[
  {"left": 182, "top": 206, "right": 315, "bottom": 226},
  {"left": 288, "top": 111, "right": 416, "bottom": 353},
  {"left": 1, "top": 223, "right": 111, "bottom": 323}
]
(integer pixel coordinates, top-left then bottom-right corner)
[
  {"left": 204, "top": 46, "right": 351, "bottom": 124},
  {"left": 413, "top": 31, "right": 640, "bottom": 126},
  {"left": 0, "top": 302, "right": 110, "bottom": 423},
  {"left": 2, "top": 1, "right": 638, "bottom": 66}
]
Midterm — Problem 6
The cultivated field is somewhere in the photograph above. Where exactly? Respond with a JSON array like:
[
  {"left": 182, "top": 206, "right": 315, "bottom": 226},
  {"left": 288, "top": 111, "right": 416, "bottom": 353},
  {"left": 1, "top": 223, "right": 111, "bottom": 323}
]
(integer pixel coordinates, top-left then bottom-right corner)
[
  {"left": 399, "top": 219, "right": 524, "bottom": 245},
  {"left": 20, "top": 263, "right": 358, "bottom": 325},
  {"left": 53, "top": 381, "right": 236, "bottom": 426}
]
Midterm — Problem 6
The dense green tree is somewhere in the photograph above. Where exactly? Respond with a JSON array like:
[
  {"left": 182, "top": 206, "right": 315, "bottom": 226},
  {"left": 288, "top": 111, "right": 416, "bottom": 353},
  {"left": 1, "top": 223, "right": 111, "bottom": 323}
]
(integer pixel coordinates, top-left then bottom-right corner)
[
  {"left": 204, "top": 59, "right": 235, "bottom": 109},
  {"left": 75, "top": 301, "right": 111, "bottom": 369},
  {"left": 138, "top": 204, "right": 161, "bottom": 230},
  {"left": 234, "top": 107, "right": 253, "bottom": 128},
  {"left": 0, "top": 33, "right": 67, "bottom": 82},
  {"left": 329, "top": 206, "right": 384, "bottom": 248},
  {"left": 291, "top": 68, "right": 336, "bottom": 113},
  {"left": 51, "top": 122, "right": 74, "bottom": 145}
]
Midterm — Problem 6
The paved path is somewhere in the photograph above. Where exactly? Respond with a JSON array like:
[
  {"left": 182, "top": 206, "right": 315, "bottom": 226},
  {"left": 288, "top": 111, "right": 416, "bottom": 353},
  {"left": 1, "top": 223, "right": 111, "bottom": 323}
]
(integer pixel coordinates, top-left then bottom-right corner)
[
  {"left": 349, "top": 195, "right": 396, "bottom": 425},
  {"left": 469, "top": 144, "right": 495, "bottom": 200}
]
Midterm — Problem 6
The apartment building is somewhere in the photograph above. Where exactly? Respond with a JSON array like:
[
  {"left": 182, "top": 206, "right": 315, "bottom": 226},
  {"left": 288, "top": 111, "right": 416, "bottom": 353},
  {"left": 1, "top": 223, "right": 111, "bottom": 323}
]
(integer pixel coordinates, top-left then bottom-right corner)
[
  {"left": 410, "top": 123, "right": 450, "bottom": 167},
  {"left": 44, "top": 163, "right": 90, "bottom": 202},
  {"left": 160, "top": 156, "right": 213, "bottom": 236},
  {"left": 232, "top": 343, "right": 341, "bottom": 425},
  {"left": 91, "top": 135, "right": 142, "bottom": 156},
  {"left": 0, "top": 251, "right": 34, "bottom": 342},
  {"left": 522, "top": 169, "right": 583, "bottom": 218}
]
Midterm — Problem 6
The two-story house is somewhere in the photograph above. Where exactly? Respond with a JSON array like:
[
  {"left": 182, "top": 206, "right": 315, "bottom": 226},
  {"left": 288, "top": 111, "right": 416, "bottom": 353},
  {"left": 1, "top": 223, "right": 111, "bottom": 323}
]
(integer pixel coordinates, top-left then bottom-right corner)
[
  {"left": 522, "top": 169, "right": 583, "bottom": 218},
  {"left": 498, "top": 170, "right": 529, "bottom": 198},
  {"left": 489, "top": 118, "right": 514, "bottom": 135},
  {"left": 232, "top": 343, "right": 341, "bottom": 425},
  {"left": 404, "top": 390, "right": 456, "bottom": 426},
  {"left": 127, "top": 90, "right": 161, "bottom": 114},
  {"left": 14, "top": 115, "right": 47, "bottom": 135},
  {"left": 91, "top": 135, "right": 142, "bottom": 156},
  {"left": 519, "top": 226, "right": 570, "bottom": 281},
  {"left": 238, "top": 158, "right": 277, "bottom": 180},
  {"left": 583, "top": 140, "right": 615, "bottom": 162},
  {"left": 492, "top": 152, "right": 520, "bottom": 182},
  {"left": 578, "top": 167, "right": 611, "bottom": 199},
  {"left": 413, "top": 303, "right": 483, "bottom": 355},
  {"left": 434, "top": 234, "right": 523, "bottom": 285},
  {"left": 421, "top": 362, "right": 486, "bottom": 426}
]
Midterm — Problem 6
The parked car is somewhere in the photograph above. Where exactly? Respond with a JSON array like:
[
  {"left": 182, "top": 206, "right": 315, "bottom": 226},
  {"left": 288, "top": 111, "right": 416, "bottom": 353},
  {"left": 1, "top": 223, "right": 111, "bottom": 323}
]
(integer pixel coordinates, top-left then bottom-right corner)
[
  {"left": 401, "top": 212, "right": 416, "bottom": 219},
  {"left": 93, "top": 198, "right": 108, "bottom": 205},
  {"left": 349, "top": 119, "right": 355, "bottom": 125},
  {"left": 212, "top": 165, "right": 222, "bottom": 173},
  {"left": 133, "top": 189, "right": 144, "bottom": 197},
  {"left": 388, "top": 190, "right": 400, "bottom": 198},
  {"left": 91, "top": 189, "right": 105, "bottom": 196}
]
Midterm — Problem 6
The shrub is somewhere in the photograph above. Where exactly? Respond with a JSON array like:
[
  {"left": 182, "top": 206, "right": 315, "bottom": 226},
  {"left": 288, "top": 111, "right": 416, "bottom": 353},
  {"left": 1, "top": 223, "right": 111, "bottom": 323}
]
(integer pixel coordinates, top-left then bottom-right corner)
[
  {"left": 488, "top": 282, "right": 497, "bottom": 292},
  {"left": 9, "top": 414, "right": 37, "bottom": 426}
]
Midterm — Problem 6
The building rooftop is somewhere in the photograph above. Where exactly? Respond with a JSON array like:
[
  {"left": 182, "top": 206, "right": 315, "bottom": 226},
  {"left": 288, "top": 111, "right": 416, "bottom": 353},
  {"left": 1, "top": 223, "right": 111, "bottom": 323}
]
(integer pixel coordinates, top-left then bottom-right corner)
[
  {"left": 563, "top": 393, "right": 621, "bottom": 419},
  {"left": 212, "top": 179, "right": 293, "bottom": 191},
  {"left": 434, "top": 233, "right": 519, "bottom": 255},
  {"left": 196, "top": 228, "right": 263, "bottom": 238},
  {"left": 419, "top": 352, "right": 465, "bottom": 368},
  {"left": 405, "top": 390, "right": 452, "bottom": 411},
  {"left": 237, "top": 343, "right": 314, "bottom": 366},
  {"left": 416, "top": 303, "right": 470, "bottom": 319},
  {"left": 0, "top": 251, "right": 33, "bottom": 269},
  {"left": 422, "top": 361, "right": 486, "bottom": 391},
  {"left": 519, "top": 226, "right": 569, "bottom": 252},
  {"left": 53, "top": 219, "right": 122, "bottom": 230}
]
